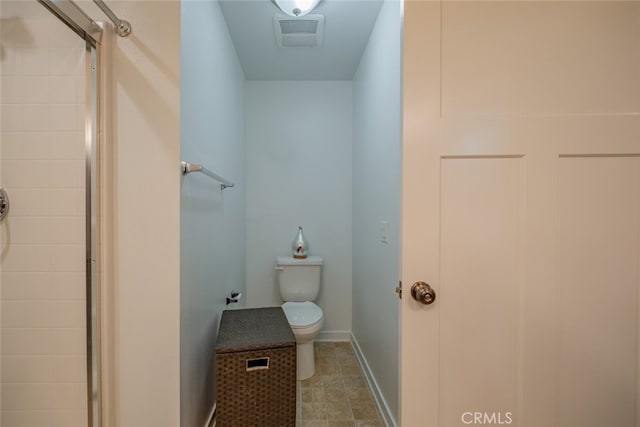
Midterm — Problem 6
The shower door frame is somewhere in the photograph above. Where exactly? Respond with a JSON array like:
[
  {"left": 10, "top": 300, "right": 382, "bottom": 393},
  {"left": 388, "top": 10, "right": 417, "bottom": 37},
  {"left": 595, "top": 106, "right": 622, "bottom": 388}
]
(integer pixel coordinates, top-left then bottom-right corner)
[{"left": 34, "top": 1, "right": 103, "bottom": 426}]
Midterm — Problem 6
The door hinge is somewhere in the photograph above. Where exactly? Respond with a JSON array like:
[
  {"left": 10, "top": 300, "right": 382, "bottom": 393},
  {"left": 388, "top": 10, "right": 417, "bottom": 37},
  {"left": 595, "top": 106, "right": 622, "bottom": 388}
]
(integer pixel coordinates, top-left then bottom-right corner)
[{"left": 395, "top": 280, "right": 402, "bottom": 299}]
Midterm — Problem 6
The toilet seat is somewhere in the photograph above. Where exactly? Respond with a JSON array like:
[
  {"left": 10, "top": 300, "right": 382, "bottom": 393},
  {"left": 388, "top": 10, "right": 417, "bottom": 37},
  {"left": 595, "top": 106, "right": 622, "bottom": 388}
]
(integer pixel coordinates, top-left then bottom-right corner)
[{"left": 281, "top": 301, "right": 323, "bottom": 328}]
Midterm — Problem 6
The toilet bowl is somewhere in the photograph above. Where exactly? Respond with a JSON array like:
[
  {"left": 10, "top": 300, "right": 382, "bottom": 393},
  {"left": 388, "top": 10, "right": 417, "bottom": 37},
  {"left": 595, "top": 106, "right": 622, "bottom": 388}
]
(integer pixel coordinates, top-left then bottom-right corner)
[{"left": 281, "top": 301, "right": 324, "bottom": 380}]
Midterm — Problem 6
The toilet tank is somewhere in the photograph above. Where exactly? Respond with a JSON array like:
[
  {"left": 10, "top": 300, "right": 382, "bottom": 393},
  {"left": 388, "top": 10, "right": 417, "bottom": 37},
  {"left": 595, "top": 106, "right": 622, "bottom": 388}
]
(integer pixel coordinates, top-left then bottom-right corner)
[{"left": 277, "top": 256, "right": 323, "bottom": 302}]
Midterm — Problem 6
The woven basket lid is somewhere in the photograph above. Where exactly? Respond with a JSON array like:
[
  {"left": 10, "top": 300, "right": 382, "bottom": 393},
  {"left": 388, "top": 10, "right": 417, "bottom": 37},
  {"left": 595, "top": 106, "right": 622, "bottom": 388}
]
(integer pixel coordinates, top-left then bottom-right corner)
[{"left": 216, "top": 307, "right": 295, "bottom": 353}]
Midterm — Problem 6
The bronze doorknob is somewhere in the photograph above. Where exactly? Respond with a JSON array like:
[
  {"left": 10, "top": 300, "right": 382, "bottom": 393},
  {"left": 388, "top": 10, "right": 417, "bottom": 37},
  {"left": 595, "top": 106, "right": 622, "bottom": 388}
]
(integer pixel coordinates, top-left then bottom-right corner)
[{"left": 411, "top": 281, "right": 436, "bottom": 305}]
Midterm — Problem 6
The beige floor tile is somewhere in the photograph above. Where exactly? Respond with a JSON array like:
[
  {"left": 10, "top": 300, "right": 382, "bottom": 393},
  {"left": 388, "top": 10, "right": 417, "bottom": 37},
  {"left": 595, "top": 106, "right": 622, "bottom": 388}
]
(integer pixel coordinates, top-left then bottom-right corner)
[
  {"left": 320, "top": 363, "right": 341, "bottom": 375},
  {"left": 351, "top": 404, "right": 380, "bottom": 421},
  {"left": 302, "top": 388, "right": 326, "bottom": 403},
  {"left": 324, "top": 388, "right": 348, "bottom": 403},
  {"left": 355, "top": 421, "right": 384, "bottom": 427},
  {"left": 334, "top": 348, "right": 352, "bottom": 357},
  {"left": 302, "top": 373, "right": 323, "bottom": 388},
  {"left": 326, "top": 401, "right": 354, "bottom": 420},
  {"left": 340, "top": 365, "right": 363, "bottom": 376},
  {"left": 298, "top": 341, "right": 383, "bottom": 426},
  {"left": 328, "top": 422, "right": 356, "bottom": 427},
  {"left": 347, "top": 388, "right": 374, "bottom": 406},
  {"left": 315, "top": 343, "right": 335, "bottom": 354},
  {"left": 315, "top": 353, "right": 334, "bottom": 361},
  {"left": 302, "top": 401, "right": 328, "bottom": 420},
  {"left": 337, "top": 354, "right": 359, "bottom": 367},
  {"left": 343, "top": 375, "right": 366, "bottom": 389},
  {"left": 321, "top": 374, "right": 345, "bottom": 388}
]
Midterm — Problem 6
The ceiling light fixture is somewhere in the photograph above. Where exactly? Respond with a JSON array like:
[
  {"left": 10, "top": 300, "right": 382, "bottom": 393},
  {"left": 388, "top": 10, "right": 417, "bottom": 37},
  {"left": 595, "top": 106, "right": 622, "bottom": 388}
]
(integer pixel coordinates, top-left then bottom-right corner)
[{"left": 273, "top": 0, "right": 321, "bottom": 17}]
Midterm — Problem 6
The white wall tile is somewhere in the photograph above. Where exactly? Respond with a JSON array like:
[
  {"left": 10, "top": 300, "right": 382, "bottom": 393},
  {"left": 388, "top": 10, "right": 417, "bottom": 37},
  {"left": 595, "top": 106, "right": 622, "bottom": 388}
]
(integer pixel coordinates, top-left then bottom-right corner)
[
  {"left": 49, "top": 76, "right": 80, "bottom": 104},
  {"left": 1, "top": 76, "right": 23, "bottom": 103},
  {"left": 75, "top": 103, "right": 83, "bottom": 129},
  {"left": 51, "top": 160, "right": 84, "bottom": 187},
  {"left": 20, "top": 48, "right": 50, "bottom": 76},
  {"left": 1, "top": 383, "right": 86, "bottom": 410},
  {"left": 1, "top": 328, "right": 85, "bottom": 355},
  {"left": 1, "top": 4, "right": 89, "bottom": 423},
  {"left": 50, "top": 104, "right": 78, "bottom": 131},
  {"left": 1, "top": 217, "right": 84, "bottom": 244},
  {"left": 2, "top": 383, "right": 49, "bottom": 410},
  {"left": 21, "top": 76, "right": 50, "bottom": 104},
  {"left": 1, "top": 300, "right": 85, "bottom": 328},
  {"left": 22, "top": 103, "right": 51, "bottom": 131},
  {"left": 1, "top": 132, "right": 51, "bottom": 160},
  {"left": 49, "top": 245, "right": 85, "bottom": 272},
  {"left": 0, "top": 47, "right": 22, "bottom": 75},
  {"left": 74, "top": 76, "right": 84, "bottom": 104},
  {"left": 1, "top": 160, "right": 52, "bottom": 187},
  {"left": 1, "top": 272, "right": 84, "bottom": 300},
  {"left": 49, "top": 48, "right": 83, "bottom": 76},
  {"left": 2, "top": 355, "right": 86, "bottom": 383},
  {"left": 1, "top": 245, "right": 52, "bottom": 272},
  {"left": 0, "top": 132, "right": 25, "bottom": 158},
  {"left": 50, "top": 132, "right": 84, "bottom": 159},
  {"left": 47, "top": 20, "right": 82, "bottom": 48},
  {"left": 1, "top": 104, "right": 23, "bottom": 131},
  {"left": 47, "top": 188, "right": 84, "bottom": 216},
  {"left": 5, "top": 189, "right": 83, "bottom": 216},
  {"left": 1, "top": 409, "right": 87, "bottom": 427},
  {"left": 1, "top": 245, "right": 84, "bottom": 272},
  {"left": 17, "top": 15, "right": 63, "bottom": 49},
  {"left": 5, "top": 189, "right": 48, "bottom": 215}
]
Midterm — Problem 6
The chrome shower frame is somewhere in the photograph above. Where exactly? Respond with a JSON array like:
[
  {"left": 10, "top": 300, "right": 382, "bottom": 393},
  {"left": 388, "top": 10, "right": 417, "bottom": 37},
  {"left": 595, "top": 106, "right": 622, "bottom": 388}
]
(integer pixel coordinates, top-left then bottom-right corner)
[{"left": 36, "top": 1, "right": 104, "bottom": 426}]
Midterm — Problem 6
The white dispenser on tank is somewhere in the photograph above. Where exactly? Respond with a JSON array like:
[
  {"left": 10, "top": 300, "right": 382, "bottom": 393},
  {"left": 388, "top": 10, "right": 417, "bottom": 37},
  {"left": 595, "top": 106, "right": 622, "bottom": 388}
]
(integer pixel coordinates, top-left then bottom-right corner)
[{"left": 292, "top": 226, "right": 309, "bottom": 259}]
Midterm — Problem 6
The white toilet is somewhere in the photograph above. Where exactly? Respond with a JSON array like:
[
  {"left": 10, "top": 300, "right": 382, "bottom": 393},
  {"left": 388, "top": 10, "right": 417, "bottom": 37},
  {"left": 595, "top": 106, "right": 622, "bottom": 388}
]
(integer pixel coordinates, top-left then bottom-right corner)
[{"left": 276, "top": 255, "right": 324, "bottom": 380}]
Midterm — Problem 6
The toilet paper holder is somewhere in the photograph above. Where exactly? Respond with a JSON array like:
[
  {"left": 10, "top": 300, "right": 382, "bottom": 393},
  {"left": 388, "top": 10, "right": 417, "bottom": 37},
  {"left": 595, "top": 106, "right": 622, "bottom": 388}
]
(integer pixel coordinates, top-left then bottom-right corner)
[{"left": 226, "top": 291, "right": 242, "bottom": 305}]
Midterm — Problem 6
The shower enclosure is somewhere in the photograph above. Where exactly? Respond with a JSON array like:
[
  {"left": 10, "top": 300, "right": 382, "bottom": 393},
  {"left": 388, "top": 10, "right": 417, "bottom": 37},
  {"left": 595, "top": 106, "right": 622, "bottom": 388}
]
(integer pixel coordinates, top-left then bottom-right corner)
[{"left": 0, "top": 0, "right": 123, "bottom": 424}]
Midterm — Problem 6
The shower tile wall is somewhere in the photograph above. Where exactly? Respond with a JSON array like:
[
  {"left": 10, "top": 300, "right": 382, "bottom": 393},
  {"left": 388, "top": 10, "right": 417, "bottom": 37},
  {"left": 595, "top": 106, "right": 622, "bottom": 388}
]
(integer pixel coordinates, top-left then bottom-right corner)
[{"left": 0, "top": 2, "right": 87, "bottom": 426}]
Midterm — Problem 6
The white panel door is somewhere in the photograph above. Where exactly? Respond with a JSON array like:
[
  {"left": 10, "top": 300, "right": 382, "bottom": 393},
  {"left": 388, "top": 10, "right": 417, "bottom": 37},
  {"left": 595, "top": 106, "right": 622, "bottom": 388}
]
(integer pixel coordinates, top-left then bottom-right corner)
[{"left": 401, "top": 2, "right": 640, "bottom": 426}]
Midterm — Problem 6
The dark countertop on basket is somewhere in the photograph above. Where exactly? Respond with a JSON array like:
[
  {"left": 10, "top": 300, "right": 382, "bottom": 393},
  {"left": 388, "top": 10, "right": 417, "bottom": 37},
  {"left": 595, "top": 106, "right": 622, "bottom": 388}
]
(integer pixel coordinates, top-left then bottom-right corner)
[{"left": 215, "top": 307, "right": 295, "bottom": 353}]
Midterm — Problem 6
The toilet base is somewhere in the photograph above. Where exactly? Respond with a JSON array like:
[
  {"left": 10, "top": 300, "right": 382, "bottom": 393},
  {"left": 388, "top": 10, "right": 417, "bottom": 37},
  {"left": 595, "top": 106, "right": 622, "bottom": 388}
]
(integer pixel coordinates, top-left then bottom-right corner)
[{"left": 297, "top": 340, "right": 315, "bottom": 380}]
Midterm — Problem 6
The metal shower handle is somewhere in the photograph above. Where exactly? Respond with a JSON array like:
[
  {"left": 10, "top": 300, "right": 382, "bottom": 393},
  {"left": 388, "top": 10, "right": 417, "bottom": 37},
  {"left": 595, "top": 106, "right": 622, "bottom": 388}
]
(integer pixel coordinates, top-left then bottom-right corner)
[{"left": 0, "top": 188, "right": 9, "bottom": 221}]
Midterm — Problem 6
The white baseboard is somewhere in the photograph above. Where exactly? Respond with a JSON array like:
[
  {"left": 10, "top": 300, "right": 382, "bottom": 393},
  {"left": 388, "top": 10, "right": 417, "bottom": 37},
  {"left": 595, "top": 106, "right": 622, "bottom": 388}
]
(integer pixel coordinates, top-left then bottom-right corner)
[
  {"left": 350, "top": 333, "right": 398, "bottom": 427},
  {"left": 317, "top": 330, "right": 351, "bottom": 342}
]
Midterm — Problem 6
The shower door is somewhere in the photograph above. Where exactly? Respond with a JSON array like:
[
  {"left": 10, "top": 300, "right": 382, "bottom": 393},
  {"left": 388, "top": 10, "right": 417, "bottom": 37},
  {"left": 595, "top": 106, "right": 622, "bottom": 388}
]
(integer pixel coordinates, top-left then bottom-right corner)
[{"left": 0, "top": 1, "right": 100, "bottom": 426}]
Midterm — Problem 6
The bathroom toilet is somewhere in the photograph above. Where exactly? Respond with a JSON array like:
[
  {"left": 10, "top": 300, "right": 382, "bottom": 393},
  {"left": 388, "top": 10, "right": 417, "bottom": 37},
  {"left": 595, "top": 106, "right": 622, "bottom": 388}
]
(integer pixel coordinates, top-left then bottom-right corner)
[{"left": 277, "top": 256, "right": 324, "bottom": 380}]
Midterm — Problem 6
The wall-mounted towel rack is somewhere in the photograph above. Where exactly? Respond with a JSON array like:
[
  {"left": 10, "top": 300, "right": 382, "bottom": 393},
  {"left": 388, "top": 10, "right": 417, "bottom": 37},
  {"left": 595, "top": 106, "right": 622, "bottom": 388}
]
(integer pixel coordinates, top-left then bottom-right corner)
[{"left": 181, "top": 161, "right": 235, "bottom": 190}]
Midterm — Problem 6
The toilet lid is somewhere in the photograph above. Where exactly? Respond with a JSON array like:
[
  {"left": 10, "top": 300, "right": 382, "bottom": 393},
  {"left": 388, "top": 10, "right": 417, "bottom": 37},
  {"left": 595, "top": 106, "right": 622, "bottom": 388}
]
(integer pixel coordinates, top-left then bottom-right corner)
[{"left": 281, "top": 302, "right": 323, "bottom": 327}]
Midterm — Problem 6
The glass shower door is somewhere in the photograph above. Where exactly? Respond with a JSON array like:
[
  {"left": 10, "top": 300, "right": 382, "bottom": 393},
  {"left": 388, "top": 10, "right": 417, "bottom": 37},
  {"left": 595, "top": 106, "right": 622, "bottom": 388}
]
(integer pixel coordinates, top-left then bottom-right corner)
[{"left": 0, "top": 2, "right": 89, "bottom": 426}]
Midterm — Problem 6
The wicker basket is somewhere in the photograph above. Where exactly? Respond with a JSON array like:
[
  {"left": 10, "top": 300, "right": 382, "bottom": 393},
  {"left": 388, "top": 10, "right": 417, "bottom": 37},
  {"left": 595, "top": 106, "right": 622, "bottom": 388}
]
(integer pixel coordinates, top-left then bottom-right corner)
[{"left": 215, "top": 307, "right": 296, "bottom": 427}]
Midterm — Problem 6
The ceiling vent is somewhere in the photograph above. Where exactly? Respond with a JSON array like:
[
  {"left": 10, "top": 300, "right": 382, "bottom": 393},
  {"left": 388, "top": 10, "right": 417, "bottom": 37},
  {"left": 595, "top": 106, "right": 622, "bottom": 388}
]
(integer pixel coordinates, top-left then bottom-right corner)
[{"left": 273, "top": 14, "right": 324, "bottom": 48}]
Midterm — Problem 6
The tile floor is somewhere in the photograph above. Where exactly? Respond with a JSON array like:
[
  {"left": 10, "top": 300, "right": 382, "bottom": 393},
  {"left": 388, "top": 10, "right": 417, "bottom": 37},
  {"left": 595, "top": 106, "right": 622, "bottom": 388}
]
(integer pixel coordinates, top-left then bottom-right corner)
[{"left": 296, "top": 342, "right": 384, "bottom": 427}]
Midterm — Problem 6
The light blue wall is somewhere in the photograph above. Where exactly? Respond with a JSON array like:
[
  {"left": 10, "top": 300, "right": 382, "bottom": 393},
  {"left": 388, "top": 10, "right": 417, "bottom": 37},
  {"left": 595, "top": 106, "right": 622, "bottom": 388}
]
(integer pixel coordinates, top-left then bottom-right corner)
[
  {"left": 352, "top": 0, "right": 402, "bottom": 423},
  {"left": 244, "top": 81, "right": 353, "bottom": 337},
  {"left": 181, "top": 3, "right": 400, "bottom": 423},
  {"left": 180, "top": 1, "right": 246, "bottom": 426}
]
